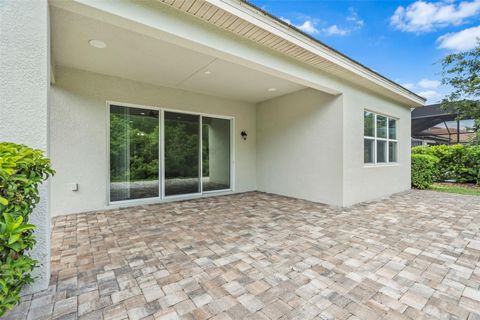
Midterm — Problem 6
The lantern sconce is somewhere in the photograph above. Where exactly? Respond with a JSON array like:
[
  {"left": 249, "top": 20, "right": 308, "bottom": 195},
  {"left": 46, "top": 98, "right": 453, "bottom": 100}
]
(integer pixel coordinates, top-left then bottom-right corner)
[{"left": 241, "top": 131, "right": 248, "bottom": 141}]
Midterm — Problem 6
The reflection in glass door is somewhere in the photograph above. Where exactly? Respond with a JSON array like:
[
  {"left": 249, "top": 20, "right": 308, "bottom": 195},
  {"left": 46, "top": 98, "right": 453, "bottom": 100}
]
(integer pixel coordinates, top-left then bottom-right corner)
[
  {"left": 109, "top": 105, "right": 159, "bottom": 202},
  {"left": 164, "top": 112, "right": 200, "bottom": 196},
  {"left": 202, "top": 117, "right": 231, "bottom": 191}
]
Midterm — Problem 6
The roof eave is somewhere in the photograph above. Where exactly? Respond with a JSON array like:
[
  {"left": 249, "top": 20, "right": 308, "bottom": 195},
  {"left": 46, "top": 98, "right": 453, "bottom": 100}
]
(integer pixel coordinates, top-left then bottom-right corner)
[{"left": 206, "top": 0, "right": 426, "bottom": 106}]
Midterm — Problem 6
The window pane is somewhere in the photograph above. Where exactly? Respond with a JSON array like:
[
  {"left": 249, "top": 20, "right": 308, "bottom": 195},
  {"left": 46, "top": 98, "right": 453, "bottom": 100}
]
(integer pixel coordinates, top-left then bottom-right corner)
[
  {"left": 110, "top": 105, "right": 159, "bottom": 202},
  {"left": 364, "top": 139, "right": 374, "bottom": 163},
  {"left": 389, "top": 141, "right": 398, "bottom": 162},
  {"left": 377, "top": 140, "right": 387, "bottom": 163},
  {"left": 389, "top": 118, "right": 397, "bottom": 139},
  {"left": 202, "top": 117, "right": 231, "bottom": 191},
  {"left": 364, "top": 111, "right": 374, "bottom": 137},
  {"left": 377, "top": 115, "right": 387, "bottom": 138},
  {"left": 164, "top": 112, "right": 200, "bottom": 196}
]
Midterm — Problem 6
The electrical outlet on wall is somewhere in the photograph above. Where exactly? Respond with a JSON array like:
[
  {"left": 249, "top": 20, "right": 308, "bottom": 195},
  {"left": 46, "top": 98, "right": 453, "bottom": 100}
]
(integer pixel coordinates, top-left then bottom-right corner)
[{"left": 70, "top": 183, "right": 79, "bottom": 192}]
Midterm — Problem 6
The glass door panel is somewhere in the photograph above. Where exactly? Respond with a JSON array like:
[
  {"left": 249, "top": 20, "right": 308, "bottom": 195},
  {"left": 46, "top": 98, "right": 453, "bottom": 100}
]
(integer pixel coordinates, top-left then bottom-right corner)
[
  {"left": 202, "top": 117, "right": 231, "bottom": 191},
  {"left": 110, "top": 105, "right": 159, "bottom": 202},
  {"left": 164, "top": 111, "right": 200, "bottom": 196}
]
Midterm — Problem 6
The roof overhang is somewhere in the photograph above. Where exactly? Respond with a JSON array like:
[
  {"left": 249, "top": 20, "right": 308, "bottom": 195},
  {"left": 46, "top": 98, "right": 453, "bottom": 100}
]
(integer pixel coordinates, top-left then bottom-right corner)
[{"left": 159, "top": 0, "right": 426, "bottom": 107}]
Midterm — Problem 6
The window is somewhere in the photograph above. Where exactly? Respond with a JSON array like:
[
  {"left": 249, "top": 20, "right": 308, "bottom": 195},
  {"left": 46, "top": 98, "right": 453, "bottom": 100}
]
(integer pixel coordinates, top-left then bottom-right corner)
[{"left": 364, "top": 110, "right": 398, "bottom": 164}]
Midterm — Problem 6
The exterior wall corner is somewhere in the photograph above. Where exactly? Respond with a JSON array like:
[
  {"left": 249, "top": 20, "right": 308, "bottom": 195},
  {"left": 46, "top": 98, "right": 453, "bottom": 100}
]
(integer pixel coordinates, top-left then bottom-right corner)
[{"left": 0, "top": 0, "right": 51, "bottom": 293}]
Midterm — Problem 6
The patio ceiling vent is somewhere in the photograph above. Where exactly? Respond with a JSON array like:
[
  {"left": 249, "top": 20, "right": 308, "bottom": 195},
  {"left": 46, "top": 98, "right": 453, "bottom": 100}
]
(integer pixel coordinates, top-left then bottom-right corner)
[{"left": 88, "top": 39, "right": 107, "bottom": 49}]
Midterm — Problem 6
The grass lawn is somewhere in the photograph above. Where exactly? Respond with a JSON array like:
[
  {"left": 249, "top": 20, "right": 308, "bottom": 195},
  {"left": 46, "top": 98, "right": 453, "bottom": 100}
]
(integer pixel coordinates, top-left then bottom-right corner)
[{"left": 430, "top": 182, "right": 480, "bottom": 196}]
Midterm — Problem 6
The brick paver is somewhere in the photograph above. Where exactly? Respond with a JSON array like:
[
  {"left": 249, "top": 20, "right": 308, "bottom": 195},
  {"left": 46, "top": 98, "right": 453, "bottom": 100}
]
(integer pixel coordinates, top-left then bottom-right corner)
[{"left": 4, "top": 190, "right": 480, "bottom": 319}]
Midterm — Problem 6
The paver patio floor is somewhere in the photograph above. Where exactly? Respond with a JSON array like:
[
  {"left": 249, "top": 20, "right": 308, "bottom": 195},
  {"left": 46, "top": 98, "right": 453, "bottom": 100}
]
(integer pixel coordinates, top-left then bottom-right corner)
[{"left": 5, "top": 190, "right": 480, "bottom": 320}]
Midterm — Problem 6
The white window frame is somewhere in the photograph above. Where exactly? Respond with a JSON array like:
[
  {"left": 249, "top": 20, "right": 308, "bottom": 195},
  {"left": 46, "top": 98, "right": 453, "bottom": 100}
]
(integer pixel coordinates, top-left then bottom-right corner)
[
  {"left": 106, "top": 101, "right": 235, "bottom": 206},
  {"left": 364, "top": 110, "right": 398, "bottom": 166}
]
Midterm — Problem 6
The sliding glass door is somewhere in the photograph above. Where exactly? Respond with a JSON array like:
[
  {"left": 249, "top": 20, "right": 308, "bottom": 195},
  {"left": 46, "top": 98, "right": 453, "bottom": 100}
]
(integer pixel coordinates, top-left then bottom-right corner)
[
  {"left": 164, "top": 112, "right": 201, "bottom": 196},
  {"left": 202, "top": 117, "right": 231, "bottom": 192},
  {"left": 109, "top": 104, "right": 232, "bottom": 203},
  {"left": 109, "top": 105, "right": 159, "bottom": 202}
]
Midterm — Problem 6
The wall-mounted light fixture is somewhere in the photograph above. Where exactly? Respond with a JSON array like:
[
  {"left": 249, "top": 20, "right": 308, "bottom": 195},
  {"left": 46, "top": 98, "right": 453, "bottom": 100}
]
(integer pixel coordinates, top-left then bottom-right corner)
[{"left": 241, "top": 131, "right": 248, "bottom": 141}]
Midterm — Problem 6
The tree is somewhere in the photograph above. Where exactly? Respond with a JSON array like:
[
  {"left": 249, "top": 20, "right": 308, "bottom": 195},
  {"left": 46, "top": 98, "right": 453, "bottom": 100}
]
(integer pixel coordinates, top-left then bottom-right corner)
[
  {"left": 110, "top": 114, "right": 159, "bottom": 182},
  {"left": 441, "top": 40, "right": 480, "bottom": 125},
  {"left": 164, "top": 122, "right": 199, "bottom": 178}
]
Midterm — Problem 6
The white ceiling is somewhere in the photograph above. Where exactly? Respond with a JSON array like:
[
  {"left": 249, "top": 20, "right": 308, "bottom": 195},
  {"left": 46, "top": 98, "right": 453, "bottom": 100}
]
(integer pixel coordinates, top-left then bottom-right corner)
[{"left": 50, "top": 7, "right": 305, "bottom": 103}]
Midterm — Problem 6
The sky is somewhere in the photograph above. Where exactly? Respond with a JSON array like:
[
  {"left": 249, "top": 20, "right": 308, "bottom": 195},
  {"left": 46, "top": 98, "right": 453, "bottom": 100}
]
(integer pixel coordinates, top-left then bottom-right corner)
[{"left": 249, "top": 0, "right": 480, "bottom": 104}]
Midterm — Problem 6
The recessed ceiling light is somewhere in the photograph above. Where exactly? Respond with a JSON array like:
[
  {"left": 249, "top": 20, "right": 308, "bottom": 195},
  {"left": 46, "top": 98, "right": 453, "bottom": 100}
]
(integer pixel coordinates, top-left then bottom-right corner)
[
  {"left": 267, "top": 87, "right": 277, "bottom": 92},
  {"left": 204, "top": 71, "right": 212, "bottom": 75},
  {"left": 88, "top": 39, "right": 107, "bottom": 49}
]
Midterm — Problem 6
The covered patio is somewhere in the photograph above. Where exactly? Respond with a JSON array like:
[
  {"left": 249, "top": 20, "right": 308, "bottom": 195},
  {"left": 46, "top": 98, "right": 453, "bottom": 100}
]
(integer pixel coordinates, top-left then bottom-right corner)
[
  {"left": 48, "top": 0, "right": 341, "bottom": 217},
  {"left": 6, "top": 190, "right": 480, "bottom": 320},
  {"left": 3, "top": 0, "right": 427, "bottom": 308}
]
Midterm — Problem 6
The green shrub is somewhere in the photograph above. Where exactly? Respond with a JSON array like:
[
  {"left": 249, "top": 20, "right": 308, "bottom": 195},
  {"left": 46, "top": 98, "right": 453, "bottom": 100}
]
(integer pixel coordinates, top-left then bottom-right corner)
[
  {"left": 0, "top": 142, "right": 54, "bottom": 316},
  {"left": 411, "top": 154, "right": 440, "bottom": 189},
  {"left": 412, "top": 144, "right": 480, "bottom": 184}
]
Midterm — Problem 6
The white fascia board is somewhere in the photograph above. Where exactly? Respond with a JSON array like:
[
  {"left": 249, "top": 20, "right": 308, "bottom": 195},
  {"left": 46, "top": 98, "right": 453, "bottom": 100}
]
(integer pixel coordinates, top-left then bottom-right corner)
[
  {"left": 207, "top": 0, "right": 426, "bottom": 106},
  {"left": 50, "top": 0, "right": 343, "bottom": 96}
]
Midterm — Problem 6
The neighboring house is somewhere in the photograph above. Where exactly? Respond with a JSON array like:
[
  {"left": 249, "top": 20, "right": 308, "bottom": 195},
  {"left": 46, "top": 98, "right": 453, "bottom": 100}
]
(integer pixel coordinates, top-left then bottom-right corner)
[
  {"left": 412, "top": 104, "right": 477, "bottom": 146},
  {"left": 1, "top": 0, "right": 425, "bottom": 292}
]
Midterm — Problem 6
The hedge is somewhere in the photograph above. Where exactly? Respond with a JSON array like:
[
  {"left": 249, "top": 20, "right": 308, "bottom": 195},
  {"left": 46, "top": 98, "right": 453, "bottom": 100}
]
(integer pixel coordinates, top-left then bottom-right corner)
[
  {"left": 412, "top": 144, "right": 480, "bottom": 185},
  {"left": 411, "top": 154, "right": 440, "bottom": 189},
  {"left": 0, "top": 142, "right": 54, "bottom": 316}
]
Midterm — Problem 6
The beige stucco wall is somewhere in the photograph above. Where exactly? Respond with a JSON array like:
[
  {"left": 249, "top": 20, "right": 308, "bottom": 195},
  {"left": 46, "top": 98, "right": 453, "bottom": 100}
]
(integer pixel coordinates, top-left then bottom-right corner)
[
  {"left": 0, "top": 0, "right": 51, "bottom": 292},
  {"left": 342, "top": 85, "right": 412, "bottom": 206},
  {"left": 256, "top": 88, "right": 344, "bottom": 206},
  {"left": 50, "top": 67, "right": 257, "bottom": 216},
  {"left": 256, "top": 85, "right": 412, "bottom": 207}
]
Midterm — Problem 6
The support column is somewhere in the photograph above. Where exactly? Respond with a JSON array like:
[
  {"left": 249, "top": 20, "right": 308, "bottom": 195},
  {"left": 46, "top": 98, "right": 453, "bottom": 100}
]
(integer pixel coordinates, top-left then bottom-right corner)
[{"left": 0, "top": 0, "right": 51, "bottom": 293}]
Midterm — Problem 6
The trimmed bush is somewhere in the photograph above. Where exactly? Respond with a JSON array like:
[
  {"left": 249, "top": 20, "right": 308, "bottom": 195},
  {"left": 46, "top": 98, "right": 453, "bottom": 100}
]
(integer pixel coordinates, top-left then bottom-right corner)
[
  {"left": 411, "top": 154, "right": 440, "bottom": 189},
  {"left": 412, "top": 145, "right": 480, "bottom": 184},
  {"left": 0, "top": 142, "right": 54, "bottom": 316}
]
